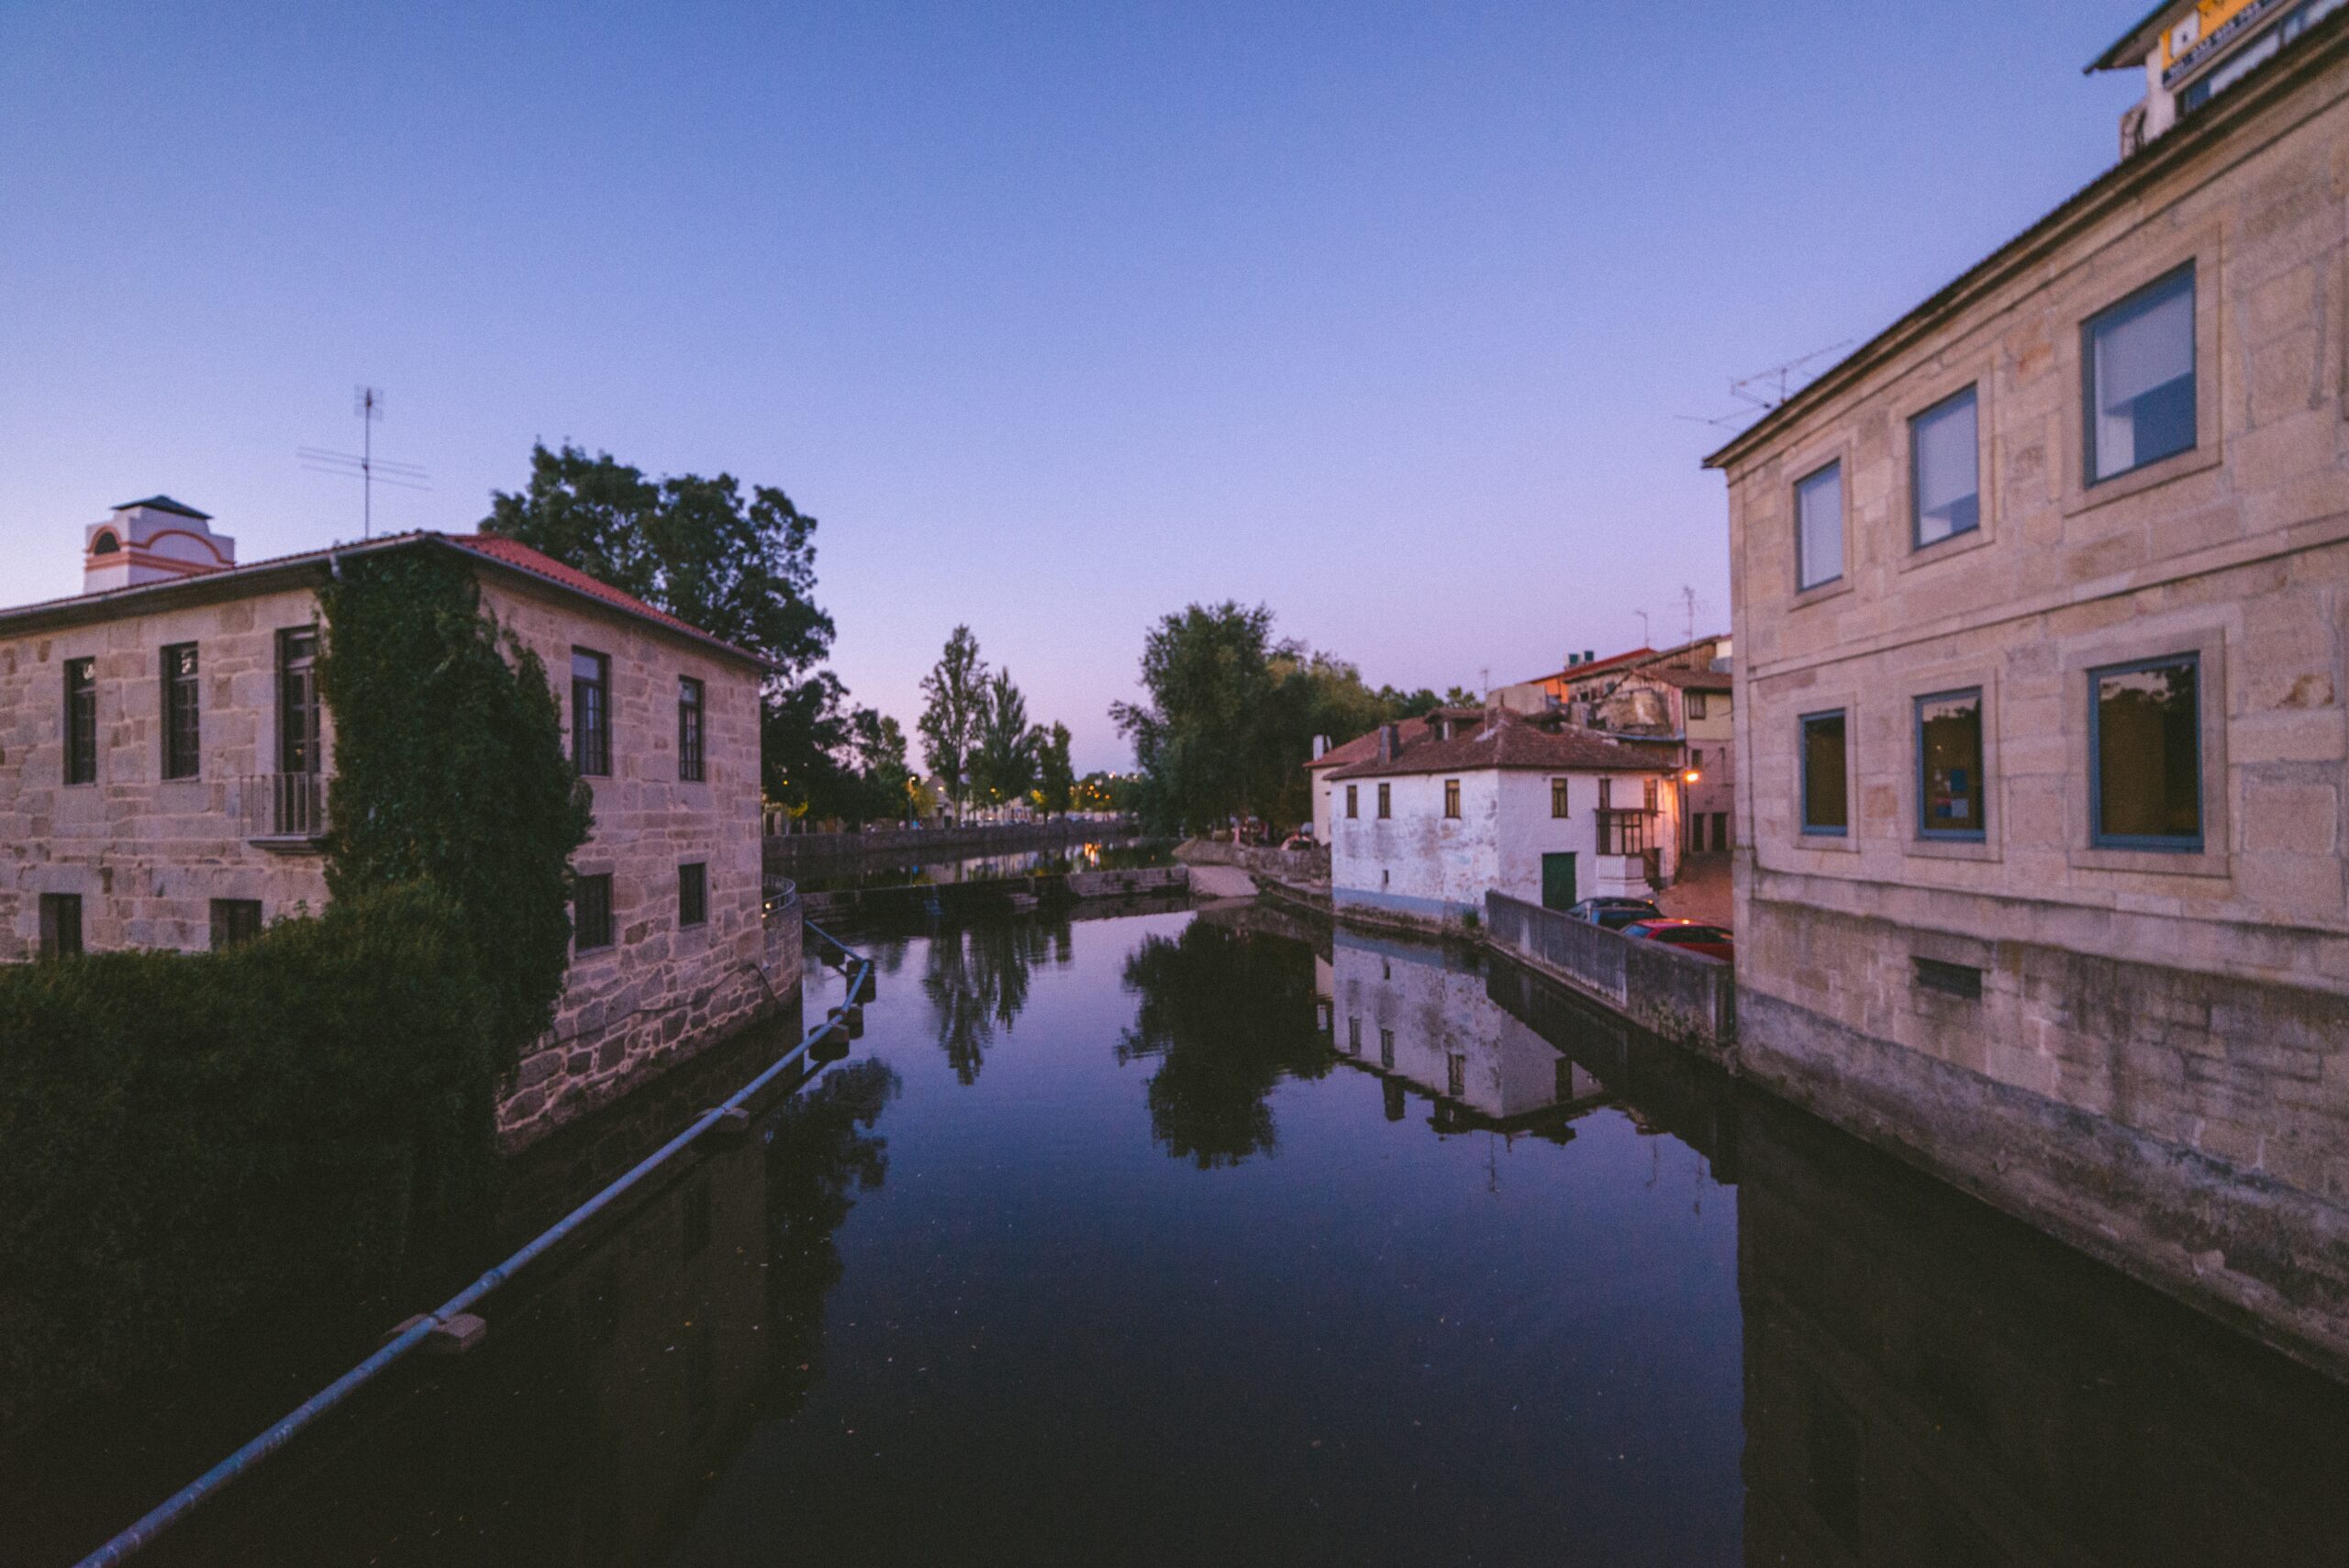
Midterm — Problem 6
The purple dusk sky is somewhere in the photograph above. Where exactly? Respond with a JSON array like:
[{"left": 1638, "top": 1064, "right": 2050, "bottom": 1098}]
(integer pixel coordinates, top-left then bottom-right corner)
[{"left": 1, "top": 4, "right": 2143, "bottom": 772}]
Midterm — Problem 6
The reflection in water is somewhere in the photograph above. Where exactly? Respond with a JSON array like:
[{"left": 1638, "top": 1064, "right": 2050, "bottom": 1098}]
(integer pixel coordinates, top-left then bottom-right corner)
[
  {"left": 919, "top": 917, "right": 1073, "bottom": 1083},
  {"left": 1117, "top": 918, "right": 1330, "bottom": 1167},
  {"left": 793, "top": 837, "right": 1171, "bottom": 894},
  {"left": 53, "top": 1057, "right": 899, "bottom": 1568},
  {"left": 1324, "top": 929, "right": 1612, "bottom": 1146}
]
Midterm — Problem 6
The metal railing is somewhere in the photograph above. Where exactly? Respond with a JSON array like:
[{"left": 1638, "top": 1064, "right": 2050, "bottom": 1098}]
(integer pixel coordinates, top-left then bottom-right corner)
[
  {"left": 73, "top": 923, "right": 875, "bottom": 1568},
  {"left": 238, "top": 773, "right": 328, "bottom": 842},
  {"left": 763, "top": 872, "right": 798, "bottom": 921}
]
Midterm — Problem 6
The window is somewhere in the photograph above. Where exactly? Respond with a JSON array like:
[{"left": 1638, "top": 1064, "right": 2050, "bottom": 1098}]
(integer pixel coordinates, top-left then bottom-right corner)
[
  {"left": 161, "top": 643, "right": 200, "bottom": 779},
  {"left": 1796, "top": 462, "right": 1844, "bottom": 591},
  {"left": 1346, "top": 784, "right": 1359, "bottom": 819},
  {"left": 91, "top": 530, "right": 119, "bottom": 555},
  {"left": 1379, "top": 1028, "right": 1395, "bottom": 1070},
  {"left": 63, "top": 658, "right": 95, "bottom": 785},
  {"left": 39, "top": 893, "right": 83, "bottom": 960},
  {"left": 1910, "top": 385, "right": 1980, "bottom": 547},
  {"left": 278, "top": 629, "right": 321, "bottom": 774},
  {"left": 1550, "top": 778, "right": 1570, "bottom": 818},
  {"left": 1446, "top": 1053, "right": 1466, "bottom": 1098},
  {"left": 1643, "top": 778, "right": 1660, "bottom": 813},
  {"left": 573, "top": 649, "right": 611, "bottom": 777},
  {"left": 1376, "top": 783, "right": 1391, "bottom": 819},
  {"left": 574, "top": 873, "right": 615, "bottom": 951},
  {"left": 2086, "top": 266, "right": 2195, "bottom": 484},
  {"left": 1687, "top": 691, "right": 1709, "bottom": 720},
  {"left": 1443, "top": 779, "right": 1461, "bottom": 818},
  {"left": 677, "top": 676, "right": 705, "bottom": 783},
  {"left": 1917, "top": 689, "right": 1985, "bottom": 840},
  {"left": 2090, "top": 654, "right": 2201, "bottom": 849},
  {"left": 1598, "top": 778, "right": 1612, "bottom": 811},
  {"left": 1800, "top": 711, "right": 1849, "bottom": 836},
  {"left": 1347, "top": 1017, "right": 1362, "bottom": 1054},
  {"left": 210, "top": 899, "right": 263, "bottom": 950},
  {"left": 678, "top": 862, "right": 708, "bottom": 927}
]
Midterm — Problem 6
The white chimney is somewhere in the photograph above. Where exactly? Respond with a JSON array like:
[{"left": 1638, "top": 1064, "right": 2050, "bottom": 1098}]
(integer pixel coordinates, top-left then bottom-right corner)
[{"left": 84, "top": 496, "right": 235, "bottom": 595}]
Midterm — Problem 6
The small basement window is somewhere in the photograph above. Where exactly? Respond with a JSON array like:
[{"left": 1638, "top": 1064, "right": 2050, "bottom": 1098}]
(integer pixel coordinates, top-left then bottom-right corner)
[{"left": 1913, "top": 956, "right": 1983, "bottom": 1000}]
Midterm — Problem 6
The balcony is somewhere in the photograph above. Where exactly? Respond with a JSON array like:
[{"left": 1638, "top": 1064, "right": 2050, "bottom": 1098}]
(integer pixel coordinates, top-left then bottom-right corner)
[{"left": 239, "top": 773, "right": 328, "bottom": 849}]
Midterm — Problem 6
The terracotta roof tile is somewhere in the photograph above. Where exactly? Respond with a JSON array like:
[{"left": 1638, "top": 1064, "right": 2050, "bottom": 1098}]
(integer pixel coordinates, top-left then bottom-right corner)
[{"left": 1325, "top": 712, "right": 1677, "bottom": 780}]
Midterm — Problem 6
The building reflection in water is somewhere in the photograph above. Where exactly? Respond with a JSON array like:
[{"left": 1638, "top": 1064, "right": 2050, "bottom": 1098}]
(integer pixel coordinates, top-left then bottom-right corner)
[
  {"left": 139, "top": 1059, "right": 898, "bottom": 1568},
  {"left": 1470, "top": 943, "right": 2349, "bottom": 1568}
]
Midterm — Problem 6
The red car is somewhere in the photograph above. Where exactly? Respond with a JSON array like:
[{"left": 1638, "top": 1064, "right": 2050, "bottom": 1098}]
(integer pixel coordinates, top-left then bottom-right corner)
[{"left": 1620, "top": 917, "right": 1734, "bottom": 962}]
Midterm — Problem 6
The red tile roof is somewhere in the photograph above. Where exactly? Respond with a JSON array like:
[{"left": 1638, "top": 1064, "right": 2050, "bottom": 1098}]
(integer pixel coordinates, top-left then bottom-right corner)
[
  {"left": 1520, "top": 647, "right": 1656, "bottom": 686},
  {"left": 1324, "top": 710, "right": 1677, "bottom": 780},
  {"left": 448, "top": 533, "right": 763, "bottom": 663}
]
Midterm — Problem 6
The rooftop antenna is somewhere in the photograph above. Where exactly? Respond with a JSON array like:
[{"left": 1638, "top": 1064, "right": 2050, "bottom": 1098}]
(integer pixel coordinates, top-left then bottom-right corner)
[
  {"left": 1682, "top": 584, "right": 1698, "bottom": 644},
  {"left": 1634, "top": 608, "right": 1651, "bottom": 647},
  {"left": 1677, "top": 340, "right": 1855, "bottom": 433},
  {"left": 297, "top": 384, "right": 429, "bottom": 539}
]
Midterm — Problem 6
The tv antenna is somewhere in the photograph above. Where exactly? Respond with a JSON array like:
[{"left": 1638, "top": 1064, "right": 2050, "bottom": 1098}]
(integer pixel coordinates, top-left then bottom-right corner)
[
  {"left": 1634, "top": 608, "right": 1651, "bottom": 647},
  {"left": 1677, "top": 340, "right": 1854, "bottom": 433},
  {"left": 1682, "top": 584, "right": 1698, "bottom": 643},
  {"left": 298, "top": 385, "right": 429, "bottom": 539}
]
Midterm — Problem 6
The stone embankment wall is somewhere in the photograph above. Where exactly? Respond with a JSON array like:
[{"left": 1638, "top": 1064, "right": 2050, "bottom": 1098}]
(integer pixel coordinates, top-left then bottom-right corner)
[
  {"left": 1482, "top": 893, "right": 1734, "bottom": 1062},
  {"left": 1174, "top": 839, "right": 1330, "bottom": 883}
]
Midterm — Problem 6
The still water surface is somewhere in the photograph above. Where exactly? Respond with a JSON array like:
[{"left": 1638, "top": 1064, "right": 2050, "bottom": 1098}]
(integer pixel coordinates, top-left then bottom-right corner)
[{"left": 30, "top": 905, "right": 2349, "bottom": 1566}]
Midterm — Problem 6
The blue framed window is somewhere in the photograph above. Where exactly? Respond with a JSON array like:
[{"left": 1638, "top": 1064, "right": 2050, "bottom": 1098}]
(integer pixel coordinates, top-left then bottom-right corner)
[
  {"left": 2090, "top": 654, "right": 2202, "bottom": 851},
  {"left": 1910, "top": 386, "right": 1979, "bottom": 548},
  {"left": 1796, "top": 462, "right": 1843, "bottom": 591},
  {"left": 1916, "top": 688, "right": 1985, "bottom": 840},
  {"left": 2085, "top": 266, "right": 2196, "bottom": 485},
  {"left": 1799, "top": 710, "right": 1848, "bottom": 837}
]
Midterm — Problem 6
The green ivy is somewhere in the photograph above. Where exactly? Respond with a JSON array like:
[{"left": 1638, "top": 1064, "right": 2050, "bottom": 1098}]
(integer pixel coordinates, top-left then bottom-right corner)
[{"left": 317, "top": 545, "right": 595, "bottom": 1068}]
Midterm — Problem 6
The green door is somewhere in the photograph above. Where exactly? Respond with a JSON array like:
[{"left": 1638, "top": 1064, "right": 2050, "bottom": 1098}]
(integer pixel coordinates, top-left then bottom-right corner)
[{"left": 1541, "top": 852, "right": 1577, "bottom": 911}]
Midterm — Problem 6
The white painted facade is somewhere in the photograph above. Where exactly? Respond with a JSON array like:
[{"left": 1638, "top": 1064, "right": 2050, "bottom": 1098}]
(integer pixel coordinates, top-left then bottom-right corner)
[{"left": 1330, "top": 765, "right": 1679, "bottom": 922}]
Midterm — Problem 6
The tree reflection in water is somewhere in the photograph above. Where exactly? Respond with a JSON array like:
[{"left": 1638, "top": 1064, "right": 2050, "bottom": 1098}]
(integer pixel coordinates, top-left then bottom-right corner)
[
  {"left": 919, "top": 917, "right": 1073, "bottom": 1083},
  {"left": 1118, "top": 920, "right": 1330, "bottom": 1167},
  {"left": 760, "top": 1059, "right": 897, "bottom": 1416}
]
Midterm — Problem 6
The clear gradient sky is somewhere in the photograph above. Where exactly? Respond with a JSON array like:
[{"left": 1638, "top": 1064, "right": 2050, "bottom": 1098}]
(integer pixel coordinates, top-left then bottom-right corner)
[{"left": 0, "top": 3, "right": 2145, "bottom": 772}]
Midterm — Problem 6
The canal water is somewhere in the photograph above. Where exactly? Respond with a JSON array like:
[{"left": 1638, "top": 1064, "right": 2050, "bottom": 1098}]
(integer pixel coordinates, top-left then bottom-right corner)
[
  {"left": 20, "top": 904, "right": 2349, "bottom": 1566},
  {"left": 788, "top": 836, "right": 1174, "bottom": 894}
]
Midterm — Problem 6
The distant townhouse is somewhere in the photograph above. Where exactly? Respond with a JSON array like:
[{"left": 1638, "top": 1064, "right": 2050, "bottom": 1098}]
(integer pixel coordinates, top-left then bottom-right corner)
[
  {"left": 0, "top": 498, "right": 799, "bottom": 1146},
  {"left": 1705, "top": 4, "right": 2349, "bottom": 1373},
  {"left": 1323, "top": 706, "right": 1681, "bottom": 926}
]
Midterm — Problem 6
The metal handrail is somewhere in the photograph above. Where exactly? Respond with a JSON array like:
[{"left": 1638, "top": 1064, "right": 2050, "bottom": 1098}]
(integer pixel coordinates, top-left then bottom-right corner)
[{"left": 74, "top": 936, "right": 876, "bottom": 1568}]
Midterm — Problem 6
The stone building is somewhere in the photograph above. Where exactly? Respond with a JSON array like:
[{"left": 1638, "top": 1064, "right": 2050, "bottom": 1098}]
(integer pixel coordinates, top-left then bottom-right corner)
[
  {"left": 1705, "top": 6, "right": 2349, "bottom": 1373},
  {"left": 1324, "top": 706, "right": 1682, "bottom": 924},
  {"left": 0, "top": 501, "right": 800, "bottom": 1147}
]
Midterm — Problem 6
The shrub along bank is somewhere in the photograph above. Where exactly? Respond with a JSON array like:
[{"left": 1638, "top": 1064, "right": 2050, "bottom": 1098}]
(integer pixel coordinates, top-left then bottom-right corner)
[{"left": 0, "top": 883, "right": 499, "bottom": 1439}]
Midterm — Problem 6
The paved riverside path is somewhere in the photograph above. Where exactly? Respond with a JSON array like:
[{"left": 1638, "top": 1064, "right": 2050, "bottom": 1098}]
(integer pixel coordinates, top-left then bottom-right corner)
[{"left": 1186, "top": 862, "right": 1258, "bottom": 899}]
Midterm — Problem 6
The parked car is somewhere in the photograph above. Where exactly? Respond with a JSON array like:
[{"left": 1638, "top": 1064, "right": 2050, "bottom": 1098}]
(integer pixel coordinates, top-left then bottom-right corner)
[
  {"left": 1564, "top": 896, "right": 1663, "bottom": 930},
  {"left": 1620, "top": 918, "right": 1734, "bottom": 962}
]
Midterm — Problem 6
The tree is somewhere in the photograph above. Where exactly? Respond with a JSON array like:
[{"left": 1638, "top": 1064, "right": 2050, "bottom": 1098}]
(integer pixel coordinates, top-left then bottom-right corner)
[
  {"left": 918, "top": 626, "right": 989, "bottom": 817},
  {"left": 484, "top": 442, "right": 833, "bottom": 677},
  {"left": 1111, "top": 602, "right": 1278, "bottom": 835},
  {"left": 848, "top": 710, "right": 915, "bottom": 824},
  {"left": 1035, "top": 723, "right": 1074, "bottom": 816},
  {"left": 971, "top": 669, "right": 1040, "bottom": 810}
]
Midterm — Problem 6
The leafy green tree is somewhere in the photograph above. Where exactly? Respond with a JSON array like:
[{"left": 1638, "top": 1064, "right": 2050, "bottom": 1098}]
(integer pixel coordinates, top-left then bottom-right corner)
[
  {"left": 849, "top": 709, "right": 915, "bottom": 824},
  {"left": 972, "top": 669, "right": 1040, "bottom": 809},
  {"left": 1111, "top": 602, "right": 1277, "bottom": 835},
  {"left": 1035, "top": 722, "right": 1075, "bottom": 815},
  {"left": 918, "top": 626, "right": 989, "bottom": 817}
]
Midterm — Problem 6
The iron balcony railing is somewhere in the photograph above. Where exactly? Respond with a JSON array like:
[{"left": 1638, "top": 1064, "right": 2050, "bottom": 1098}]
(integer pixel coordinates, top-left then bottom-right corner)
[{"left": 239, "top": 773, "right": 328, "bottom": 844}]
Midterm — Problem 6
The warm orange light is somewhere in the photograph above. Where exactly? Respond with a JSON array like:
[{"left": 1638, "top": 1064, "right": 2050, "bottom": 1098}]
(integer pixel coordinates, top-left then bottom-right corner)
[{"left": 1683, "top": 769, "right": 1702, "bottom": 784}]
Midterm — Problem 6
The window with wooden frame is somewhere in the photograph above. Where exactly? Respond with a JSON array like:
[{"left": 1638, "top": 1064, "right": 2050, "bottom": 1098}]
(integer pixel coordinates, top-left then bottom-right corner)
[
  {"left": 1442, "top": 779, "right": 1461, "bottom": 818},
  {"left": 210, "top": 899, "right": 263, "bottom": 950},
  {"left": 278, "top": 628, "right": 321, "bottom": 774},
  {"left": 677, "top": 676, "right": 706, "bottom": 783},
  {"left": 161, "top": 643, "right": 200, "bottom": 779},
  {"left": 1376, "top": 783, "right": 1391, "bottom": 819},
  {"left": 63, "top": 658, "right": 95, "bottom": 786},
  {"left": 1346, "top": 784, "right": 1358, "bottom": 819},
  {"left": 573, "top": 649, "right": 612, "bottom": 777},
  {"left": 574, "top": 873, "right": 615, "bottom": 951},
  {"left": 39, "top": 893, "right": 83, "bottom": 960},
  {"left": 1550, "top": 778, "right": 1570, "bottom": 818}
]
